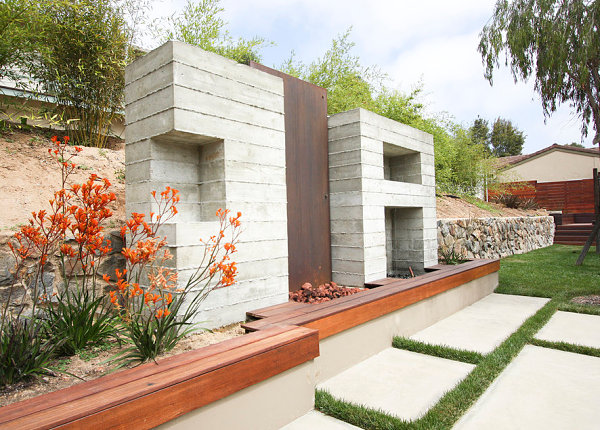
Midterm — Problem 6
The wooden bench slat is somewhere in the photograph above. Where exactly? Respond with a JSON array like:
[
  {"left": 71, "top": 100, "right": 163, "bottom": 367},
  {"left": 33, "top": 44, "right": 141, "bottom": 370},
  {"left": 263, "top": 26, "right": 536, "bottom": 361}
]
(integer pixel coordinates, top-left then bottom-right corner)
[
  {"left": 242, "top": 260, "right": 499, "bottom": 339},
  {"left": 301, "top": 262, "right": 499, "bottom": 339},
  {"left": 246, "top": 301, "right": 311, "bottom": 319},
  {"left": 0, "top": 326, "right": 309, "bottom": 426}
]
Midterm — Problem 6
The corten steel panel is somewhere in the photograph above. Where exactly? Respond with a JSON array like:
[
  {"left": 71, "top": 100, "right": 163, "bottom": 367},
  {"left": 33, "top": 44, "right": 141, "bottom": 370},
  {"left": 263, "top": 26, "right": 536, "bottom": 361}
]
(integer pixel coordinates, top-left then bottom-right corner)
[{"left": 250, "top": 62, "right": 332, "bottom": 291}]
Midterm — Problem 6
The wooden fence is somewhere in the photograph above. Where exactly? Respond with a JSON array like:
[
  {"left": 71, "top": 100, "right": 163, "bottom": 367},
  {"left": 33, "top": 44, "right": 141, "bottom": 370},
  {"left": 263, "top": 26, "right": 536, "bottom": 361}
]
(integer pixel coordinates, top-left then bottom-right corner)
[{"left": 490, "top": 179, "right": 595, "bottom": 214}]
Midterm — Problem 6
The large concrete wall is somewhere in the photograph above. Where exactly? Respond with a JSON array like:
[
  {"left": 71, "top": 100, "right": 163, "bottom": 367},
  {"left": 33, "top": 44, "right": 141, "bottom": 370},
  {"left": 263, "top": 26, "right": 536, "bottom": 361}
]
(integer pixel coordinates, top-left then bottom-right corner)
[
  {"left": 328, "top": 108, "right": 437, "bottom": 286},
  {"left": 124, "top": 41, "right": 289, "bottom": 328}
]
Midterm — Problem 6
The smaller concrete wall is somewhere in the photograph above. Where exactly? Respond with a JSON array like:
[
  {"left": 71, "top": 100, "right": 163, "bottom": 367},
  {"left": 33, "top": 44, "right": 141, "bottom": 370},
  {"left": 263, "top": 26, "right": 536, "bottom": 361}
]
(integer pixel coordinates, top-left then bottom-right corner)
[
  {"left": 328, "top": 108, "right": 437, "bottom": 286},
  {"left": 437, "top": 216, "right": 555, "bottom": 259}
]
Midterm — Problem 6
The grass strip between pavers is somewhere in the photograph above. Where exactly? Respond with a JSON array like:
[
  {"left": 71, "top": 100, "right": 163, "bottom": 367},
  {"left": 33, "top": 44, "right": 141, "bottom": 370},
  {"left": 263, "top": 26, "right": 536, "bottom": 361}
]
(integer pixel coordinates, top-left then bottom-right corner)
[
  {"left": 315, "top": 300, "right": 558, "bottom": 430},
  {"left": 557, "top": 302, "right": 600, "bottom": 316},
  {"left": 392, "top": 337, "right": 484, "bottom": 365},
  {"left": 529, "top": 338, "right": 600, "bottom": 358}
]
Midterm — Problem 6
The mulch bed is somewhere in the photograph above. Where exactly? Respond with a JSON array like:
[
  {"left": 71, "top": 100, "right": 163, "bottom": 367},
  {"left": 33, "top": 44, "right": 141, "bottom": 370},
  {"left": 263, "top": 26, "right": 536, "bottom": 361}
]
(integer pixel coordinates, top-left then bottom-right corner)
[
  {"left": 570, "top": 295, "right": 600, "bottom": 306},
  {"left": 289, "top": 282, "right": 363, "bottom": 304}
]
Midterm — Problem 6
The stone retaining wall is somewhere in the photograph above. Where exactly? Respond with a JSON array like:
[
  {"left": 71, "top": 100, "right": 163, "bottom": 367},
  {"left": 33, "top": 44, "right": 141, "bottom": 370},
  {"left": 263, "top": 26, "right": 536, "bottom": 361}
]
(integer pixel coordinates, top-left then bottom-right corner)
[
  {"left": 437, "top": 216, "right": 555, "bottom": 259},
  {"left": 0, "top": 231, "right": 124, "bottom": 313}
]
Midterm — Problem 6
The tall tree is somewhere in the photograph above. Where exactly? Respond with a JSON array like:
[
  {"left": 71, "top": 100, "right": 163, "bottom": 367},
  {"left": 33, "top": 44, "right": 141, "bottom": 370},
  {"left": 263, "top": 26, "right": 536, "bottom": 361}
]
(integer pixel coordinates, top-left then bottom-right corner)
[
  {"left": 0, "top": 0, "right": 52, "bottom": 82},
  {"left": 479, "top": 0, "right": 600, "bottom": 146},
  {"left": 490, "top": 118, "right": 525, "bottom": 157},
  {"left": 470, "top": 117, "right": 490, "bottom": 148},
  {"left": 30, "top": 0, "right": 129, "bottom": 147}
]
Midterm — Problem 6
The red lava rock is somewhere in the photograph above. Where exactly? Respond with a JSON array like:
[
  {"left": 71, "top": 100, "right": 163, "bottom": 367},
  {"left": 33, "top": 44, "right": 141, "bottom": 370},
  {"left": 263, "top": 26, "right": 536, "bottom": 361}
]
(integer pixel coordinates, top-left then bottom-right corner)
[{"left": 289, "top": 282, "right": 363, "bottom": 304}]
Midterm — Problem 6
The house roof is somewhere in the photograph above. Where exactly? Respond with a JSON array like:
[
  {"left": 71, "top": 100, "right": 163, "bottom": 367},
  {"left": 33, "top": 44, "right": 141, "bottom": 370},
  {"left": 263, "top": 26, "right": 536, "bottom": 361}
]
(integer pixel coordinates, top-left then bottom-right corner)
[{"left": 496, "top": 144, "right": 600, "bottom": 169}]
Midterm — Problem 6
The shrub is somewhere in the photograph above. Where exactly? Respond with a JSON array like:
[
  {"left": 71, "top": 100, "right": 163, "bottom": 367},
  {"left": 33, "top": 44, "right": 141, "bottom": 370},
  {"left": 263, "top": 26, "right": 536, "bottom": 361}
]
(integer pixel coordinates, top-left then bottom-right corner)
[
  {"left": 493, "top": 193, "right": 539, "bottom": 210},
  {"left": 1, "top": 136, "right": 118, "bottom": 382},
  {"left": 108, "top": 202, "right": 242, "bottom": 364},
  {"left": 0, "top": 318, "right": 57, "bottom": 386},
  {"left": 29, "top": 0, "right": 129, "bottom": 148},
  {"left": 43, "top": 285, "right": 118, "bottom": 357},
  {"left": 1, "top": 134, "right": 242, "bottom": 384},
  {"left": 438, "top": 246, "right": 468, "bottom": 265}
]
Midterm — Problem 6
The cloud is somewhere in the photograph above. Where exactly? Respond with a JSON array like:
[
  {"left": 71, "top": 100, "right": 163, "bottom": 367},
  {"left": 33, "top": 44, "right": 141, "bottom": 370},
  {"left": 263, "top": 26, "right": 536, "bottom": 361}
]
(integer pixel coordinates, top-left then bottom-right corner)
[{"left": 148, "top": 0, "right": 596, "bottom": 151}]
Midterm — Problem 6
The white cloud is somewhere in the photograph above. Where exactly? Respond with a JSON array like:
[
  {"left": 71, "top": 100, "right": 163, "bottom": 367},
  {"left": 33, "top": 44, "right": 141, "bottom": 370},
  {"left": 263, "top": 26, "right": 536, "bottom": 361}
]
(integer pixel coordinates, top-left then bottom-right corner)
[{"left": 146, "top": 0, "right": 596, "bottom": 151}]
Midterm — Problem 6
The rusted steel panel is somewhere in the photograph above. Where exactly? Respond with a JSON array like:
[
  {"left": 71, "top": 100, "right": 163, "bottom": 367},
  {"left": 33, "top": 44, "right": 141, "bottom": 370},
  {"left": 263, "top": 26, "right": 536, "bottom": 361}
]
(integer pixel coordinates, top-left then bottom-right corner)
[{"left": 250, "top": 62, "right": 332, "bottom": 291}]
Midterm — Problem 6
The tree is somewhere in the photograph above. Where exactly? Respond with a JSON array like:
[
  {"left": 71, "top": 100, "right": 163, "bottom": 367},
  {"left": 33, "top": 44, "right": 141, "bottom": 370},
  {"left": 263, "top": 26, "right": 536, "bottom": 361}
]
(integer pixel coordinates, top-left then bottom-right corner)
[
  {"left": 281, "top": 28, "right": 497, "bottom": 194},
  {"left": 152, "top": 0, "right": 270, "bottom": 64},
  {"left": 489, "top": 118, "right": 525, "bottom": 157},
  {"left": 280, "top": 28, "right": 384, "bottom": 115},
  {"left": 0, "top": 0, "right": 56, "bottom": 83},
  {"left": 567, "top": 142, "right": 585, "bottom": 148},
  {"left": 0, "top": 0, "right": 31, "bottom": 81},
  {"left": 470, "top": 117, "right": 490, "bottom": 148},
  {"left": 26, "top": 0, "right": 129, "bottom": 148},
  {"left": 479, "top": 0, "right": 600, "bottom": 146}
]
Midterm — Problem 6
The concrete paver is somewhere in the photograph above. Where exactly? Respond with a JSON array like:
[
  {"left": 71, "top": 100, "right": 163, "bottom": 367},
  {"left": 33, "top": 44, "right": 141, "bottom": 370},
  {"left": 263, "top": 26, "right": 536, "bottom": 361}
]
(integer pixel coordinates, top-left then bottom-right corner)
[
  {"left": 410, "top": 293, "right": 549, "bottom": 353},
  {"left": 317, "top": 348, "right": 474, "bottom": 421},
  {"left": 535, "top": 310, "right": 600, "bottom": 349},
  {"left": 454, "top": 345, "right": 600, "bottom": 430},
  {"left": 280, "top": 411, "right": 361, "bottom": 430}
]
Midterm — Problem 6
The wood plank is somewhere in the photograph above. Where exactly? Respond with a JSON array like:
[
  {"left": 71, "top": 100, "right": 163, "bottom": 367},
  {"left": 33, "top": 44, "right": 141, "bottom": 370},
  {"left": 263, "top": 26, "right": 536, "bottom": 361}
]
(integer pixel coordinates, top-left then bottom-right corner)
[
  {"left": 290, "top": 261, "right": 498, "bottom": 336},
  {"left": 243, "top": 260, "right": 499, "bottom": 338},
  {"left": 246, "top": 301, "right": 310, "bottom": 319},
  {"left": 243, "top": 263, "right": 482, "bottom": 332},
  {"left": 63, "top": 331, "right": 316, "bottom": 430},
  {"left": 0, "top": 326, "right": 299, "bottom": 423},
  {"left": 301, "top": 262, "right": 499, "bottom": 339},
  {"left": 0, "top": 326, "right": 317, "bottom": 429}
]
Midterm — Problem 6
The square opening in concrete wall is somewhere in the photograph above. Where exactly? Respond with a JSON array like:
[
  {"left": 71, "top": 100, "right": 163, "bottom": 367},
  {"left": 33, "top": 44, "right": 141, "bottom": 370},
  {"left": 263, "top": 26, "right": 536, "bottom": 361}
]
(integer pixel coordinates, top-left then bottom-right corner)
[
  {"left": 385, "top": 207, "right": 425, "bottom": 277},
  {"left": 383, "top": 143, "right": 422, "bottom": 185},
  {"left": 151, "top": 139, "right": 226, "bottom": 222}
]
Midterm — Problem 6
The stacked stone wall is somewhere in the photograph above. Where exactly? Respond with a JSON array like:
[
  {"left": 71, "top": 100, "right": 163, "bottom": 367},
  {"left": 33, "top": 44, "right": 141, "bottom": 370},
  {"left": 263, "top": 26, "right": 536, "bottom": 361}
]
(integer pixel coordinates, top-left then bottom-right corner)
[
  {"left": 437, "top": 216, "right": 555, "bottom": 259},
  {"left": 0, "top": 231, "right": 125, "bottom": 313}
]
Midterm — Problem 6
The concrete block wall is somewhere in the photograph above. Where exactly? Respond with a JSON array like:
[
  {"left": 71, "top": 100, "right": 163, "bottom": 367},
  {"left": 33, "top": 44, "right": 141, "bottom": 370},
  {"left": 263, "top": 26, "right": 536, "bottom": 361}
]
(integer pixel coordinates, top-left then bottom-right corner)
[
  {"left": 328, "top": 108, "right": 437, "bottom": 286},
  {"left": 125, "top": 41, "right": 288, "bottom": 328}
]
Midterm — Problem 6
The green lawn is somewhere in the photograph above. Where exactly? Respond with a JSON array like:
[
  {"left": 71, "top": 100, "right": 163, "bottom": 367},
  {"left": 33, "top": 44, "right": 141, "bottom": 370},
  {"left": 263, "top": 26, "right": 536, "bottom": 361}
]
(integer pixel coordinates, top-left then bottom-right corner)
[
  {"left": 497, "top": 244, "right": 600, "bottom": 301},
  {"left": 316, "top": 244, "right": 600, "bottom": 430}
]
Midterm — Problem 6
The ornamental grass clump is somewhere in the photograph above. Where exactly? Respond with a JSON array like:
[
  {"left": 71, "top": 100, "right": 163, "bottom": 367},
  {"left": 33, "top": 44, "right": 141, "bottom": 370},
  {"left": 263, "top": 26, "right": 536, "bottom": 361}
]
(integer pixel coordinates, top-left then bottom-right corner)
[
  {"left": 0, "top": 135, "right": 242, "bottom": 386},
  {"left": 107, "top": 194, "right": 242, "bottom": 365}
]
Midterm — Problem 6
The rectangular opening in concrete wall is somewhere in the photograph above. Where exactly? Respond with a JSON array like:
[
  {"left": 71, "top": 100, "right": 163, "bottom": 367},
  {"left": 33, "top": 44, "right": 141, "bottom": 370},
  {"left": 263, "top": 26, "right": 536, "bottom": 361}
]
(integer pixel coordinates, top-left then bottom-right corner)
[
  {"left": 383, "top": 143, "right": 422, "bottom": 184},
  {"left": 152, "top": 139, "right": 226, "bottom": 222},
  {"left": 385, "top": 207, "right": 425, "bottom": 277}
]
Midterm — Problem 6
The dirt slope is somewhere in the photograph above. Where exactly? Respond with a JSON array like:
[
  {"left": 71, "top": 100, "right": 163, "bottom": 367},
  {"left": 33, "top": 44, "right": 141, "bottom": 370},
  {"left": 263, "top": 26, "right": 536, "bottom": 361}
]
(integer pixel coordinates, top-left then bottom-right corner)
[
  {"left": 0, "top": 130, "right": 126, "bottom": 234},
  {"left": 437, "top": 195, "right": 547, "bottom": 219}
]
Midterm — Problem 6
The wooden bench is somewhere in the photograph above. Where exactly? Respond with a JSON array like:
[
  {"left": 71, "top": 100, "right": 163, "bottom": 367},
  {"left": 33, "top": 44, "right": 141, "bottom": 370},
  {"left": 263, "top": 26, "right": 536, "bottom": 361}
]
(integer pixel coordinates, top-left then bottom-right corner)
[{"left": 243, "top": 260, "right": 500, "bottom": 339}]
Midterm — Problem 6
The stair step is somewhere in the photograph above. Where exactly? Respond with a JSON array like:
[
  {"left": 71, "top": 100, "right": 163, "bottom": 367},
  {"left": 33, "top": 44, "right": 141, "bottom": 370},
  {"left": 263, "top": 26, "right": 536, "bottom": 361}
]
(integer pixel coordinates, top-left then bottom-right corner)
[
  {"left": 554, "top": 235, "right": 596, "bottom": 240},
  {"left": 554, "top": 241, "right": 597, "bottom": 246},
  {"left": 556, "top": 223, "right": 594, "bottom": 231}
]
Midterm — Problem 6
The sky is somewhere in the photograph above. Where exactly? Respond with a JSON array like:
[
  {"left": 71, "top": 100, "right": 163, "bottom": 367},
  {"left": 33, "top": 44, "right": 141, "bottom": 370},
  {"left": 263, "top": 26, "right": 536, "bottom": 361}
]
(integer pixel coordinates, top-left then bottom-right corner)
[{"left": 145, "top": 0, "right": 596, "bottom": 154}]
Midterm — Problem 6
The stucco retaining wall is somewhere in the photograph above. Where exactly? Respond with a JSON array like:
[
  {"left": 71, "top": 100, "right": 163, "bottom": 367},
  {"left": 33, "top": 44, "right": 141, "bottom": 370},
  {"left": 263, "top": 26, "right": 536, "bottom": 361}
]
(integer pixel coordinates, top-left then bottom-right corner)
[{"left": 437, "top": 216, "right": 555, "bottom": 259}]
